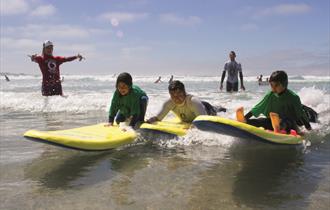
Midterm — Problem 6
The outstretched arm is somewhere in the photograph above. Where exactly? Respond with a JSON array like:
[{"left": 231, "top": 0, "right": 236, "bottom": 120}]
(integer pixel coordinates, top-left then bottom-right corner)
[
  {"left": 28, "top": 54, "right": 39, "bottom": 62},
  {"left": 239, "top": 71, "right": 245, "bottom": 90},
  {"left": 220, "top": 71, "right": 226, "bottom": 90},
  {"left": 59, "top": 54, "right": 85, "bottom": 63},
  {"left": 147, "top": 100, "right": 172, "bottom": 123}
]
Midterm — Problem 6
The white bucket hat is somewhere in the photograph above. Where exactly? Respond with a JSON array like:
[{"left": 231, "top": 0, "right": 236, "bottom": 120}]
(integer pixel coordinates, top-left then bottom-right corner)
[{"left": 43, "top": 40, "right": 53, "bottom": 48}]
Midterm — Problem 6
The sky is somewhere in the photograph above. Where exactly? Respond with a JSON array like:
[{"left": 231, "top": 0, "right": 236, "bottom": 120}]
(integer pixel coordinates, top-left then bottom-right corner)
[{"left": 1, "top": 0, "right": 329, "bottom": 76}]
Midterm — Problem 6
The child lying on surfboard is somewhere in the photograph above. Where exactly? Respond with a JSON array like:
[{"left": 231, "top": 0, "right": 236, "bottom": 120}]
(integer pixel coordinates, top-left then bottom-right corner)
[
  {"left": 147, "top": 80, "right": 226, "bottom": 124},
  {"left": 105, "top": 72, "right": 148, "bottom": 128},
  {"left": 236, "top": 70, "right": 317, "bottom": 134}
]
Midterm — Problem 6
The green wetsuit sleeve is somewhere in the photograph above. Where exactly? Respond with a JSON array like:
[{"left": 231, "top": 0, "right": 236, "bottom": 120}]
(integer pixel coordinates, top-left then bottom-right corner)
[
  {"left": 292, "top": 95, "right": 311, "bottom": 130},
  {"left": 108, "top": 91, "right": 119, "bottom": 122},
  {"left": 250, "top": 91, "right": 272, "bottom": 117}
]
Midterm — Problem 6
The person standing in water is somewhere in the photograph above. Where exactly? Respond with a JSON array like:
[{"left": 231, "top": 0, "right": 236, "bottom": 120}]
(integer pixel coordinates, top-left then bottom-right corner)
[
  {"left": 4, "top": 75, "right": 10, "bottom": 82},
  {"left": 219, "top": 51, "right": 245, "bottom": 92},
  {"left": 30, "top": 40, "right": 84, "bottom": 96},
  {"left": 168, "top": 75, "right": 174, "bottom": 83},
  {"left": 154, "top": 76, "right": 162, "bottom": 83}
]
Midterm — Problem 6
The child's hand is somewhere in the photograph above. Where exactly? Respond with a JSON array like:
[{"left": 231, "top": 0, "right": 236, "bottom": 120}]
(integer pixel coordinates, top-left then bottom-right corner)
[
  {"left": 104, "top": 122, "right": 113, "bottom": 127},
  {"left": 77, "top": 54, "right": 85, "bottom": 61},
  {"left": 28, "top": 54, "right": 38, "bottom": 61}
]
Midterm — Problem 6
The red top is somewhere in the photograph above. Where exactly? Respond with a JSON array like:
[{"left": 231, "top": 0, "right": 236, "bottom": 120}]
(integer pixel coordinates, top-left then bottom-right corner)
[{"left": 33, "top": 55, "right": 77, "bottom": 85}]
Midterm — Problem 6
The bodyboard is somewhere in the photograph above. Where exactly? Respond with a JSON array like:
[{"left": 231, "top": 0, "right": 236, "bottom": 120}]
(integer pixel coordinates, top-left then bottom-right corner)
[
  {"left": 24, "top": 123, "right": 137, "bottom": 151},
  {"left": 193, "top": 115, "right": 303, "bottom": 145}
]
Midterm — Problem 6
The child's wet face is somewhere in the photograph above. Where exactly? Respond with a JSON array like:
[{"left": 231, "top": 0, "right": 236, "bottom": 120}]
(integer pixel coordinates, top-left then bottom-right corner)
[
  {"left": 117, "top": 82, "right": 130, "bottom": 95},
  {"left": 44, "top": 46, "right": 53, "bottom": 55},
  {"left": 170, "top": 89, "right": 186, "bottom": 105},
  {"left": 270, "top": 81, "right": 285, "bottom": 94}
]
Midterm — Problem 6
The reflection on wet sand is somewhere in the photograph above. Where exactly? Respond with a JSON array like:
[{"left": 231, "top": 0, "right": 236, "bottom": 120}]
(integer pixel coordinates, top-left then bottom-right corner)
[
  {"left": 231, "top": 146, "right": 304, "bottom": 208},
  {"left": 185, "top": 143, "right": 324, "bottom": 209},
  {"left": 25, "top": 150, "right": 112, "bottom": 189}
]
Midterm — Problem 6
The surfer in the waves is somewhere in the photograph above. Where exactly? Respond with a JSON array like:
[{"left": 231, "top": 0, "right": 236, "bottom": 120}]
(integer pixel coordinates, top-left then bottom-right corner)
[
  {"left": 236, "top": 70, "right": 317, "bottom": 134},
  {"left": 106, "top": 72, "right": 148, "bottom": 128},
  {"left": 30, "top": 40, "right": 84, "bottom": 97},
  {"left": 147, "top": 80, "right": 226, "bottom": 124}
]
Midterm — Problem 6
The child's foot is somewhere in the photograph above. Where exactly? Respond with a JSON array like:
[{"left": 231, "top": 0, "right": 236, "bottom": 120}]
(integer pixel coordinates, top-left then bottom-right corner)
[
  {"left": 236, "top": 107, "right": 246, "bottom": 122},
  {"left": 270, "top": 112, "right": 280, "bottom": 133}
]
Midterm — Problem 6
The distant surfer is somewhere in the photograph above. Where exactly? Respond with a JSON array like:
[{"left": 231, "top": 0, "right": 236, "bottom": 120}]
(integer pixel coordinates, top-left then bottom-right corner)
[
  {"left": 106, "top": 72, "right": 148, "bottom": 128},
  {"left": 154, "top": 76, "right": 162, "bottom": 83},
  {"left": 147, "top": 80, "right": 226, "bottom": 124},
  {"left": 168, "top": 75, "right": 174, "bottom": 83},
  {"left": 219, "top": 51, "right": 245, "bottom": 92},
  {"left": 4, "top": 75, "right": 10, "bottom": 82},
  {"left": 29, "top": 40, "right": 84, "bottom": 97},
  {"left": 257, "top": 74, "right": 268, "bottom": 85},
  {"left": 236, "top": 70, "right": 317, "bottom": 134}
]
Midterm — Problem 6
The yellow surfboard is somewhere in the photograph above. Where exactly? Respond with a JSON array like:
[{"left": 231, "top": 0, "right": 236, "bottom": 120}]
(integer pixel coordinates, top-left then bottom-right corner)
[
  {"left": 24, "top": 123, "right": 137, "bottom": 151},
  {"left": 140, "top": 118, "right": 190, "bottom": 136},
  {"left": 193, "top": 115, "right": 303, "bottom": 145}
]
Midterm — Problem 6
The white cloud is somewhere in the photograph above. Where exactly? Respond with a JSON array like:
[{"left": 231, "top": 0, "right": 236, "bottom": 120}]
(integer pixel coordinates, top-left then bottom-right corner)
[
  {"left": 160, "top": 13, "right": 202, "bottom": 26},
  {"left": 254, "top": 3, "right": 311, "bottom": 18},
  {"left": 99, "top": 12, "right": 149, "bottom": 26},
  {"left": 1, "top": 37, "right": 40, "bottom": 50},
  {"left": 1, "top": 36, "right": 97, "bottom": 58},
  {"left": 57, "top": 43, "right": 96, "bottom": 56},
  {"left": 0, "top": 0, "right": 29, "bottom": 15},
  {"left": 29, "top": 4, "right": 56, "bottom": 17},
  {"left": 3, "top": 24, "right": 92, "bottom": 39}
]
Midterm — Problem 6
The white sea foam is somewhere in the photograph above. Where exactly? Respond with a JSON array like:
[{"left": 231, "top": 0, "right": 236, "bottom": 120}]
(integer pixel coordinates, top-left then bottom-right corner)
[{"left": 1, "top": 75, "right": 329, "bottom": 115}]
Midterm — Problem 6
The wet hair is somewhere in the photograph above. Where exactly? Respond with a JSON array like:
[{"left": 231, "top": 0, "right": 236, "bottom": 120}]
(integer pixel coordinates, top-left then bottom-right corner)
[
  {"left": 116, "top": 72, "right": 132, "bottom": 88},
  {"left": 269, "top": 70, "right": 288, "bottom": 88},
  {"left": 230, "top": 51, "right": 236, "bottom": 56},
  {"left": 168, "top": 80, "right": 186, "bottom": 93}
]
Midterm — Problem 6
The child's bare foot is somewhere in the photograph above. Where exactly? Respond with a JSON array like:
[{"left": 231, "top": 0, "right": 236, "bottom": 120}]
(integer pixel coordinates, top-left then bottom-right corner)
[
  {"left": 236, "top": 107, "right": 246, "bottom": 122},
  {"left": 270, "top": 112, "right": 280, "bottom": 133}
]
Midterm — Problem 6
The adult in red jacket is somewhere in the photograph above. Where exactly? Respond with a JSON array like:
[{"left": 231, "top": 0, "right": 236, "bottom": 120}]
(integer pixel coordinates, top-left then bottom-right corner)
[{"left": 30, "top": 40, "right": 83, "bottom": 96}]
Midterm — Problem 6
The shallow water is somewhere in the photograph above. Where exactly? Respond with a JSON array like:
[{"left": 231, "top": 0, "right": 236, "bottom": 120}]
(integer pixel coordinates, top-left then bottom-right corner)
[{"left": 1, "top": 75, "right": 330, "bottom": 209}]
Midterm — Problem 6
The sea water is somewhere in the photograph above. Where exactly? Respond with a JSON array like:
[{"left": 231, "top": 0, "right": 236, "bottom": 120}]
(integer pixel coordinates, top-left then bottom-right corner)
[{"left": 0, "top": 74, "right": 329, "bottom": 209}]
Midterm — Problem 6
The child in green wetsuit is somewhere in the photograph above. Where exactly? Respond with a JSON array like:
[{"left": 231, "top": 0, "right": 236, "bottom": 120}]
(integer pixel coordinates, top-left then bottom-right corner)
[
  {"left": 236, "top": 70, "right": 315, "bottom": 134},
  {"left": 106, "top": 72, "right": 148, "bottom": 128}
]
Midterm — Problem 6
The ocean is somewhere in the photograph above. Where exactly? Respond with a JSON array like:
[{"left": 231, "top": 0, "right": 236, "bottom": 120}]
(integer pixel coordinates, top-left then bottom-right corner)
[{"left": 1, "top": 74, "right": 329, "bottom": 210}]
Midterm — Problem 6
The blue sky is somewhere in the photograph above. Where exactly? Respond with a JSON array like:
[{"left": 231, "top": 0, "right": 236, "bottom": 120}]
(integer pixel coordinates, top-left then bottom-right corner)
[{"left": 1, "top": 0, "right": 329, "bottom": 76}]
